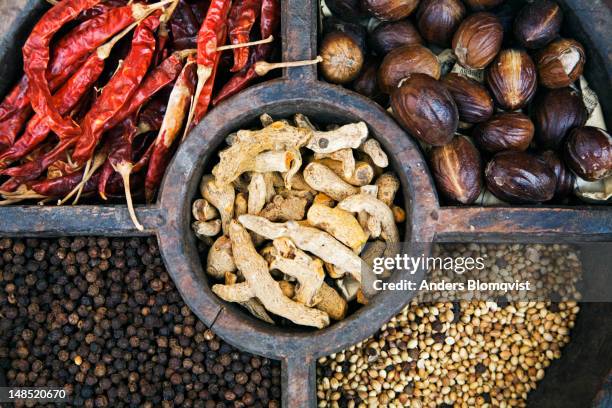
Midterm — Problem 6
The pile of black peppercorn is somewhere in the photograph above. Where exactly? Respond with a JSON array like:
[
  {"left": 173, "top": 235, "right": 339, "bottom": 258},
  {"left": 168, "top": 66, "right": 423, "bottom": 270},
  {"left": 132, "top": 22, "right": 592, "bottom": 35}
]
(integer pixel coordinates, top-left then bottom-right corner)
[{"left": 0, "top": 237, "right": 281, "bottom": 407}]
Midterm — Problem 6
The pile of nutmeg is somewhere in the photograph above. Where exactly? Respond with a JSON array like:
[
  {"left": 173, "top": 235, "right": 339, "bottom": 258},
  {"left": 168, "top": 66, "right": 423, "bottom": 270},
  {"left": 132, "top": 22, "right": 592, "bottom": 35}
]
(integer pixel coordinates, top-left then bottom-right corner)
[{"left": 319, "top": 0, "right": 611, "bottom": 205}]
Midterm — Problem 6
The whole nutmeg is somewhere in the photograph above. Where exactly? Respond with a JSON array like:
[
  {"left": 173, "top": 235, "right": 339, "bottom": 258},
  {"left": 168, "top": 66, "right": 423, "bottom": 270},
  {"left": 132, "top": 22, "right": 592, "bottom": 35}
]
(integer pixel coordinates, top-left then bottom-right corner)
[
  {"left": 536, "top": 38, "right": 585, "bottom": 89},
  {"left": 452, "top": 12, "right": 503, "bottom": 70},
  {"left": 533, "top": 88, "right": 587, "bottom": 150},
  {"left": 442, "top": 73, "right": 494, "bottom": 124},
  {"left": 362, "top": 0, "right": 420, "bottom": 21},
  {"left": 463, "top": 0, "right": 505, "bottom": 10},
  {"left": 514, "top": 0, "right": 562, "bottom": 49},
  {"left": 472, "top": 112, "right": 534, "bottom": 153},
  {"left": 541, "top": 150, "right": 575, "bottom": 200},
  {"left": 430, "top": 135, "right": 482, "bottom": 204},
  {"left": 486, "top": 49, "right": 537, "bottom": 110},
  {"left": 391, "top": 73, "right": 458, "bottom": 146},
  {"left": 485, "top": 151, "right": 556, "bottom": 203},
  {"left": 320, "top": 31, "right": 364, "bottom": 84},
  {"left": 353, "top": 60, "right": 387, "bottom": 105},
  {"left": 565, "top": 126, "right": 612, "bottom": 181},
  {"left": 416, "top": 0, "right": 466, "bottom": 47},
  {"left": 370, "top": 20, "right": 422, "bottom": 55},
  {"left": 323, "top": 18, "right": 368, "bottom": 53},
  {"left": 494, "top": 2, "right": 523, "bottom": 45},
  {"left": 378, "top": 45, "right": 441, "bottom": 93}
]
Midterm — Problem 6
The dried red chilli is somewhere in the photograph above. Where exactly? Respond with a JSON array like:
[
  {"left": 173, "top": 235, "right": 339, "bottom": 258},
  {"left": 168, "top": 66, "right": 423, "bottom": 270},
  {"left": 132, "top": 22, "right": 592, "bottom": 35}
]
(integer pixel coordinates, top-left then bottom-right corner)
[
  {"left": 23, "top": 0, "right": 104, "bottom": 139},
  {"left": 30, "top": 168, "right": 101, "bottom": 197},
  {"left": 0, "top": 14, "right": 161, "bottom": 188},
  {"left": 133, "top": 139, "right": 156, "bottom": 172},
  {"left": 0, "top": 1, "right": 163, "bottom": 147},
  {"left": 49, "top": 2, "right": 160, "bottom": 79},
  {"left": 212, "top": 0, "right": 280, "bottom": 105},
  {"left": 0, "top": 51, "right": 90, "bottom": 147},
  {"left": 0, "top": 77, "right": 29, "bottom": 122},
  {"left": 75, "top": 0, "right": 127, "bottom": 22},
  {"left": 137, "top": 97, "right": 168, "bottom": 135},
  {"left": 145, "top": 56, "right": 197, "bottom": 202},
  {"left": 186, "top": 0, "right": 231, "bottom": 130},
  {"left": 0, "top": 59, "right": 87, "bottom": 151},
  {"left": 155, "top": 25, "right": 171, "bottom": 66},
  {"left": 170, "top": 0, "right": 201, "bottom": 50},
  {"left": 72, "top": 13, "right": 161, "bottom": 164},
  {"left": 154, "top": 2, "right": 180, "bottom": 66},
  {"left": 0, "top": 178, "right": 21, "bottom": 195},
  {"left": 228, "top": 0, "right": 262, "bottom": 72},
  {"left": 0, "top": 48, "right": 109, "bottom": 168},
  {"left": 107, "top": 118, "right": 145, "bottom": 230},
  {"left": 23, "top": 0, "right": 172, "bottom": 140},
  {"left": 0, "top": 108, "right": 32, "bottom": 151},
  {"left": 103, "top": 50, "right": 190, "bottom": 132},
  {"left": 98, "top": 118, "right": 137, "bottom": 199},
  {"left": 0, "top": 138, "right": 75, "bottom": 191},
  {"left": 48, "top": 160, "right": 78, "bottom": 180},
  {"left": 101, "top": 172, "right": 131, "bottom": 198}
]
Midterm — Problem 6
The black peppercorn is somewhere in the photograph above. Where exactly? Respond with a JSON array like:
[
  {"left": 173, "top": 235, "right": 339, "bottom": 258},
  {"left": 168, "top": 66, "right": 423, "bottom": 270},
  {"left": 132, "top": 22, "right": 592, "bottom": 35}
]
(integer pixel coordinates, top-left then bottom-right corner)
[{"left": 0, "top": 237, "right": 280, "bottom": 406}]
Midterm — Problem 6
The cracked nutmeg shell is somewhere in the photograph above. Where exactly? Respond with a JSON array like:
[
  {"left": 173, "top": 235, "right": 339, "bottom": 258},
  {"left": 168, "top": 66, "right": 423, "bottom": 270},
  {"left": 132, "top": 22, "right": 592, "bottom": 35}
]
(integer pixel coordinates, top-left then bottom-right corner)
[
  {"left": 536, "top": 38, "right": 586, "bottom": 89},
  {"left": 370, "top": 20, "right": 423, "bottom": 56},
  {"left": 564, "top": 126, "right": 612, "bottom": 181},
  {"left": 362, "top": 0, "right": 420, "bottom": 21},
  {"left": 452, "top": 12, "right": 503, "bottom": 70},
  {"left": 430, "top": 135, "right": 483, "bottom": 204},
  {"left": 514, "top": 0, "right": 563, "bottom": 49},
  {"left": 378, "top": 45, "right": 441, "bottom": 93},
  {"left": 391, "top": 73, "right": 459, "bottom": 146},
  {"left": 472, "top": 112, "right": 534, "bottom": 153},
  {"left": 320, "top": 31, "right": 365, "bottom": 84},
  {"left": 485, "top": 151, "right": 556, "bottom": 203},
  {"left": 486, "top": 49, "right": 537, "bottom": 110},
  {"left": 541, "top": 150, "right": 575, "bottom": 200},
  {"left": 464, "top": 0, "right": 505, "bottom": 10},
  {"left": 417, "top": 0, "right": 466, "bottom": 47},
  {"left": 442, "top": 73, "right": 494, "bottom": 124},
  {"left": 533, "top": 87, "right": 587, "bottom": 150}
]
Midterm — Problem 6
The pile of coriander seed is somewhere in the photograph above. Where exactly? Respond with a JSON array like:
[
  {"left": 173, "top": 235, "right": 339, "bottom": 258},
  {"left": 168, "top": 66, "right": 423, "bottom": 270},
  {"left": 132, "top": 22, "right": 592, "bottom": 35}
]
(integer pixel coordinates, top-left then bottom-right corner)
[{"left": 317, "top": 244, "right": 581, "bottom": 408}]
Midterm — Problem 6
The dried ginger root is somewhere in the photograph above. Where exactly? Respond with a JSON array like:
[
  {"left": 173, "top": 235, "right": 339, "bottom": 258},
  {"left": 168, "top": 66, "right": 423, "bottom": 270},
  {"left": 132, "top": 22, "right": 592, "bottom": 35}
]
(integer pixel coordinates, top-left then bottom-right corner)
[
  {"left": 192, "top": 199, "right": 219, "bottom": 221},
  {"left": 193, "top": 114, "right": 404, "bottom": 328},
  {"left": 316, "top": 159, "right": 375, "bottom": 187},
  {"left": 359, "top": 138, "right": 389, "bottom": 168},
  {"left": 206, "top": 236, "right": 235, "bottom": 279},
  {"left": 278, "top": 280, "right": 348, "bottom": 321},
  {"left": 238, "top": 214, "right": 365, "bottom": 283},
  {"left": 339, "top": 194, "right": 400, "bottom": 260},
  {"left": 306, "top": 122, "right": 368, "bottom": 153},
  {"left": 260, "top": 195, "right": 308, "bottom": 221},
  {"left": 212, "top": 122, "right": 312, "bottom": 185},
  {"left": 376, "top": 173, "right": 400, "bottom": 207},
  {"left": 306, "top": 204, "right": 368, "bottom": 251},
  {"left": 223, "top": 221, "right": 330, "bottom": 329},
  {"left": 303, "top": 162, "right": 359, "bottom": 201},
  {"left": 314, "top": 149, "right": 355, "bottom": 178},
  {"left": 200, "top": 175, "right": 235, "bottom": 235},
  {"left": 269, "top": 238, "right": 325, "bottom": 307}
]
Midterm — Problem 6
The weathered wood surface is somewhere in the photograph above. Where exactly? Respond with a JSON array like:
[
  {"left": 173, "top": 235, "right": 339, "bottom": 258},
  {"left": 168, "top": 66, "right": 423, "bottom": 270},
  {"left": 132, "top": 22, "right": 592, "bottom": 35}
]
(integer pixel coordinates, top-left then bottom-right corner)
[
  {"left": 0, "top": 1, "right": 610, "bottom": 407},
  {"left": 435, "top": 207, "right": 612, "bottom": 243}
]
